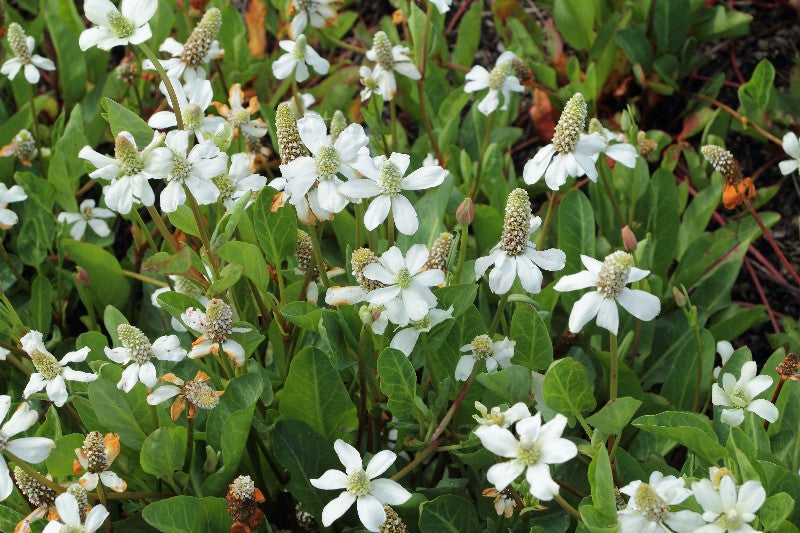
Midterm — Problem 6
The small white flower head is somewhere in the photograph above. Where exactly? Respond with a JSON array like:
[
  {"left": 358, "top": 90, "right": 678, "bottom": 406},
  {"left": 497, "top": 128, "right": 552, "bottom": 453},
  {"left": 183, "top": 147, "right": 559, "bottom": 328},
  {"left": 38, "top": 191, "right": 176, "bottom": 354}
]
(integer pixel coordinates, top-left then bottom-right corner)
[
  {"left": 1, "top": 23, "right": 56, "bottom": 84},
  {"left": 456, "top": 335, "right": 515, "bottom": 380},
  {"left": 390, "top": 306, "right": 453, "bottom": 356},
  {"left": 78, "top": 131, "right": 164, "bottom": 215},
  {"left": 142, "top": 8, "right": 223, "bottom": 82},
  {"left": 186, "top": 299, "right": 249, "bottom": 367},
  {"left": 0, "top": 396, "right": 55, "bottom": 500},
  {"left": 214, "top": 153, "right": 266, "bottom": 210},
  {"left": 104, "top": 324, "right": 186, "bottom": 392},
  {"left": 279, "top": 113, "right": 371, "bottom": 223},
  {"left": 289, "top": 0, "right": 336, "bottom": 39},
  {"left": 359, "top": 65, "right": 380, "bottom": 102},
  {"left": 148, "top": 78, "right": 222, "bottom": 142},
  {"left": 21, "top": 331, "right": 97, "bottom": 407},
  {"left": 362, "top": 245, "right": 445, "bottom": 326},
  {"left": 310, "top": 440, "right": 412, "bottom": 532},
  {"left": 554, "top": 251, "right": 660, "bottom": 335},
  {"left": 691, "top": 476, "right": 765, "bottom": 532},
  {"left": 74, "top": 432, "right": 126, "bottom": 492},
  {"left": 79, "top": 0, "right": 156, "bottom": 51},
  {"left": 618, "top": 471, "right": 704, "bottom": 533},
  {"left": 147, "top": 370, "right": 221, "bottom": 419},
  {"left": 57, "top": 199, "right": 115, "bottom": 240},
  {"left": 42, "top": 493, "right": 108, "bottom": 533},
  {"left": 780, "top": 131, "right": 800, "bottom": 176},
  {"left": 430, "top": 0, "right": 452, "bottom": 13},
  {"left": 340, "top": 152, "right": 447, "bottom": 235},
  {"left": 588, "top": 118, "right": 638, "bottom": 169},
  {"left": 212, "top": 84, "right": 268, "bottom": 139},
  {"left": 0, "top": 183, "right": 27, "bottom": 229},
  {"left": 523, "top": 93, "right": 606, "bottom": 190},
  {"left": 474, "top": 413, "right": 577, "bottom": 501},
  {"left": 366, "top": 31, "right": 421, "bottom": 101},
  {"left": 272, "top": 34, "right": 330, "bottom": 82},
  {"left": 473, "top": 401, "right": 531, "bottom": 428},
  {"left": 711, "top": 360, "right": 778, "bottom": 426},
  {"left": 0, "top": 129, "right": 37, "bottom": 167},
  {"left": 148, "top": 130, "right": 227, "bottom": 213},
  {"left": 475, "top": 188, "right": 566, "bottom": 295},
  {"left": 713, "top": 341, "right": 735, "bottom": 379},
  {"left": 464, "top": 51, "right": 525, "bottom": 115}
]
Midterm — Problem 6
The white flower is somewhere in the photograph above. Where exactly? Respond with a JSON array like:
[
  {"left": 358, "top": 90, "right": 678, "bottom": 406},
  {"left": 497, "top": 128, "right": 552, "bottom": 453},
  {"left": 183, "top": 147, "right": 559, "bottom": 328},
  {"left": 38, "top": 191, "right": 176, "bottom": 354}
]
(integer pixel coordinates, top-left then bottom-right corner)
[
  {"left": 57, "top": 199, "right": 114, "bottom": 240},
  {"left": 151, "top": 276, "right": 210, "bottom": 332},
  {"left": 474, "top": 413, "right": 577, "bottom": 501},
  {"left": 79, "top": 0, "right": 156, "bottom": 51},
  {"left": 79, "top": 131, "right": 164, "bottom": 215},
  {"left": 473, "top": 401, "right": 531, "bottom": 428},
  {"left": 289, "top": 0, "right": 336, "bottom": 39},
  {"left": 0, "top": 183, "right": 27, "bottom": 228},
  {"left": 362, "top": 245, "right": 445, "bottom": 326},
  {"left": 475, "top": 189, "right": 566, "bottom": 295},
  {"left": 1, "top": 23, "right": 56, "bottom": 84},
  {"left": 713, "top": 341, "right": 735, "bottom": 379},
  {"left": 0, "top": 396, "right": 55, "bottom": 500},
  {"left": 390, "top": 307, "right": 453, "bottom": 356},
  {"left": 74, "top": 432, "right": 126, "bottom": 492},
  {"left": 553, "top": 251, "right": 660, "bottom": 335},
  {"left": 523, "top": 93, "right": 606, "bottom": 190},
  {"left": 711, "top": 360, "right": 777, "bottom": 426},
  {"left": 215, "top": 153, "right": 267, "bottom": 210},
  {"left": 184, "top": 299, "right": 250, "bottom": 367},
  {"left": 148, "top": 78, "right": 222, "bottom": 142},
  {"left": 310, "top": 440, "right": 412, "bottom": 532},
  {"left": 366, "top": 31, "right": 421, "bottom": 101},
  {"left": 618, "top": 471, "right": 704, "bottom": 533},
  {"left": 691, "top": 476, "right": 765, "bottom": 532},
  {"left": 212, "top": 83, "right": 269, "bottom": 138},
  {"left": 591, "top": 121, "right": 638, "bottom": 169},
  {"left": 340, "top": 152, "right": 447, "bottom": 235},
  {"left": 779, "top": 132, "right": 800, "bottom": 175},
  {"left": 359, "top": 65, "right": 379, "bottom": 102},
  {"left": 148, "top": 130, "right": 227, "bottom": 213},
  {"left": 430, "top": 0, "right": 452, "bottom": 13},
  {"left": 272, "top": 35, "right": 329, "bottom": 82},
  {"left": 42, "top": 493, "right": 108, "bottom": 533},
  {"left": 456, "top": 335, "right": 515, "bottom": 380},
  {"left": 464, "top": 51, "right": 525, "bottom": 115},
  {"left": 280, "top": 113, "right": 371, "bottom": 223},
  {"left": 20, "top": 331, "right": 97, "bottom": 407},
  {"left": 0, "top": 347, "right": 7, "bottom": 361},
  {"left": 104, "top": 324, "right": 186, "bottom": 392}
]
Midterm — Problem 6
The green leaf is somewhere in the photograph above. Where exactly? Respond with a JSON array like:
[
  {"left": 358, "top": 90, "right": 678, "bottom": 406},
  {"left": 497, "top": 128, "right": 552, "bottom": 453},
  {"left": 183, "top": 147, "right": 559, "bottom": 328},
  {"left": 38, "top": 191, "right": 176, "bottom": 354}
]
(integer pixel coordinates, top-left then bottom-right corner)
[
  {"left": 435, "top": 284, "right": 478, "bottom": 319},
  {"left": 418, "top": 495, "right": 480, "bottom": 533},
  {"left": 632, "top": 411, "right": 727, "bottom": 463},
  {"left": 142, "top": 496, "right": 230, "bottom": 532},
  {"left": 44, "top": 0, "right": 87, "bottom": 106},
  {"left": 46, "top": 433, "right": 84, "bottom": 477},
  {"left": 653, "top": 0, "right": 690, "bottom": 53},
  {"left": 738, "top": 59, "right": 775, "bottom": 112},
  {"left": 616, "top": 29, "right": 653, "bottom": 73},
  {"left": 553, "top": 0, "right": 596, "bottom": 51},
  {"left": 510, "top": 304, "right": 553, "bottom": 371},
  {"left": 760, "top": 492, "right": 794, "bottom": 530},
  {"left": 661, "top": 329, "right": 715, "bottom": 410},
  {"left": 63, "top": 240, "right": 131, "bottom": 312},
  {"left": 586, "top": 397, "right": 642, "bottom": 436},
  {"left": 87, "top": 378, "right": 147, "bottom": 448},
  {"left": 281, "top": 301, "right": 323, "bottom": 330},
  {"left": 101, "top": 97, "right": 155, "bottom": 148},
  {"left": 378, "top": 348, "right": 421, "bottom": 422},
  {"left": 206, "top": 372, "right": 264, "bottom": 450},
  {"left": 557, "top": 190, "right": 595, "bottom": 274},
  {"left": 207, "top": 263, "right": 243, "bottom": 295},
  {"left": 453, "top": 0, "right": 482, "bottom": 67},
  {"left": 691, "top": 5, "right": 752, "bottom": 41},
  {"left": 141, "top": 248, "right": 192, "bottom": 276},
  {"left": 252, "top": 187, "right": 297, "bottom": 266},
  {"left": 280, "top": 346, "right": 358, "bottom": 440},
  {"left": 476, "top": 365, "right": 532, "bottom": 405},
  {"left": 30, "top": 275, "right": 53, "bottom": 334},
  {"left": 140, "top": 427, "right": 186, "bottom": 480},
  {"left": 218, "top": 241, "right": 269, "bottom": 288},
  {"left": 543, "top": 357, "right": 596, "bottom": 418},
  {"left": 202, "top": 408, "right": 253, "bottom": 494},
  {"left": 587, "top": 447, "right": 617, "bottom": 524}
]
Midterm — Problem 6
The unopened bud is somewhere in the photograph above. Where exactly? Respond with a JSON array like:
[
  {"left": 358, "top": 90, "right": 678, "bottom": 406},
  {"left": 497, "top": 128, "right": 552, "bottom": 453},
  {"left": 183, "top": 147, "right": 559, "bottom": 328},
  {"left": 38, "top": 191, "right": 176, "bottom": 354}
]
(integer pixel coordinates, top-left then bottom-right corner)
[
  {"left": 76, "top": 267, "right": 90, "bottom": 288},
  {"left": 456, "top": 197, "right": 474, "bottom": 226},
  {"left": 672, "top": 287, "right": 686, "bottom": 307},
  {"left": 204, "top": 445, "right": 220, "bottom": 472},
  {"left": 621, "top": 225, "right": 637, "bottom": 251},
  {"left": 637, "top": 131, "right": 656, "bottom": 158}
]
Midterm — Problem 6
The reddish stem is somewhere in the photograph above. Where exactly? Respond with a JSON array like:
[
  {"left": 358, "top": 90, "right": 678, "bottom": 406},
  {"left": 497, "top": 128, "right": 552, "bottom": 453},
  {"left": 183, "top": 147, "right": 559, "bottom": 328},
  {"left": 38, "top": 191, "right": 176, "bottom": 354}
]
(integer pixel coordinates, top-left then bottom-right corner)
[
  {"left": 744, "top": 257, "right": 781, "bottom": 334},
  {"left": 744, "top": 198, "right": 800, "bottom": 288}
]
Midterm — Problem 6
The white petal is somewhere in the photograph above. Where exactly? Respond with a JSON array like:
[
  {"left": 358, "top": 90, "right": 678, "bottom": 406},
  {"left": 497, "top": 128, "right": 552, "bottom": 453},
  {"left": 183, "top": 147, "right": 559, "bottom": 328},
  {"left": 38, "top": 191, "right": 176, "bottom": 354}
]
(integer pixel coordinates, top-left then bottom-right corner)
[
  {"left": 390, "top": 328, "right": 420, "bottom": 356},
  {"left": 99, "top": 470, "right": 126, "bottom": 492},
  {"left": 369, "top": 478, "right": 411, "bottom": 505},
  {"left": 297, "top": 114, "right": 328, "bottom": 154},
  {"left": 334, "top": 440, "right": 363, "bottom": 473},
  {"left": 488, "top": 253, "right": 516, "bottom": 294},
  {"left": 321, "top": 491, "right": 356, "bottom": 527},
  {"left": 366, "top": 450, "right": 397, "bottom": 478},
  {"left": 147, "top": 385, "right": 180, "bottom": 405},
  {"left": 6, "top": 437, "right": 55, "bottom": 463},
  {"left": 84, "top": 504, "right": 110, "bottom": 532},
  {"left": 363, "top": 195, "right": 391, "bottom": 230},
  {"left": 746, "top": 399, "right": 778, "bottom": 423},
  {"left": 475, "top": 425, "right": 519, "bottom": 457},
  {"left": 138, "top": 362, "right": 157, "bottom": 388},
  {"left": 736, "top": 480, "right": 766, "bottom": 514},
  {"left": 390, "top": 195, "right": 418, "bottom": 235},
  {"left": 117, "top": 363, "right": 140, "bottom": 393},
  {"left": 310, "top": 469, "right": 348, "bottom": 490},
  {"left": 357, "top": 494, "right": 386, "bottom": 532},
  {"left": 454, "top": 355, "right": 476, "bottom": 381},
  {"left": 783, "top": 132, "right": 800, "bottom": 158},
  {"left": 595, "top": 297, "right": 620, "bottom": 335},
  {"left": 615, "top": 288, "right": 660, "bottom": 322},
  {"left": 567, "top": 291, "right": 604, "bottom": 333},
  {"left": 486, "top": 460, "right": 525, "bottom": 491},
  {"left": 54, "top": 493, "right": 81, "bottom": 525},
  {"left": 526, "top": 463, "right": 559, "bottom": 501},
  {"left": 720, "top": 407, "right": 745, "bottom": 426}
]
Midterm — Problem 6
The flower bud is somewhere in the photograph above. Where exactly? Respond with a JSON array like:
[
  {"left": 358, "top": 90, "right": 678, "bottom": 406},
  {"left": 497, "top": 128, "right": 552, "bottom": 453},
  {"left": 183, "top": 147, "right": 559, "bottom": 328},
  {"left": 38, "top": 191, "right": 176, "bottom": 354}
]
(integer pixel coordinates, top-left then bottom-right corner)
[
  {"left": 621, "top": 225, "right": 637, "bottom": 251},
  {"left": 456, "top": 197, "right": 474, "bottom": 226},
  {"left": 76, "top": 267, "right": 90, "bottom": 288},
  {"left": 637, "top": 131, "right": 656, "bottom": 158},
  {"left": 204, "top": 445, "right": 221, "bottom": 472},
  {"left": 672, "top": 286, "right": 686, "bottom": 307}
]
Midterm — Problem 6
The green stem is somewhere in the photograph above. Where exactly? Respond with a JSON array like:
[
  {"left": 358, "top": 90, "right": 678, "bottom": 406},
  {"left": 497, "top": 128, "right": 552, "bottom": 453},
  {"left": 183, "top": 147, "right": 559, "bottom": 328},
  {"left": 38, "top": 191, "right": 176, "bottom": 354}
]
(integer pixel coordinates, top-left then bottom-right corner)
[
  {"left": 416, "top": 2, "right": 445, "bottom": 166},
  {"left": 744, "top": 197, "right": 800, "bottom": 288},
  {"left": 357, "top": 325, "right": 368, "bottom": 449},
  {"left": 184, "top": 416, "right": 195, "bottom": 472},
  {"left": 600, "top": 166, "right": 625, "bottom": 226},
  {"left": 488, "top": 294, "right": 509, "bottom": 336},
  {"left": 122, "top": 269, "right": 168, "bottom": 287},
  {"left": 387, "top": 209, "right": 395, "bottom": 248},
  {"left": 145, "top": 205, "right": 179, "bottom": 253},
  {"left": 28, "top": 92, "right": 45, "bottom": 178},
  {"left": 453, "top": 225, "right": 469, "bottom": 284},
  {"left": 0, "top": 238, "right": 30, "bottom": 292},
  {"left": 139, "top": 42, "right": 184, "bottom": 130},
  {"left": 291, "top": 75, "right": 304, "bottom": 117},
  {"left": 553, "top": 493, "right": 582, "bottom": 521},
  {"left": 318, "top": 31, "right": 367, "bottom": 54},
  {"left": 130, "top": 208, "right": 159, "bottom": 254},
  {"left": 470, "top": 113, "right": 494, "bottom": 199},
  {"left": 608, "top": 332, "right": 618, "bottom": 403},
  {"left": 691, "top": 322, "right": 703, "bottom": 413},
  {"left": 575, "top": 413, "right": 594, "bottom": 439},
  {"left": 307, "top": 223, "right": 331, "bottom": 287},
  {"left": 389, "top": 98, "right": 398, "bottom": 152},
  {"left": 536, "top": 193, "right": 559, "bottom": 250},
  {"left": 3, "top": 450, "right": 65, "bottom": 493},
  {"left": 97, "top": 483, "right": 112, "bottom": 532},
  {"left": 184, "top": 187, "right": 218, "bottom": 277},
  {"left": 372, "top": 96, "right": 391, "bottom": 156}
]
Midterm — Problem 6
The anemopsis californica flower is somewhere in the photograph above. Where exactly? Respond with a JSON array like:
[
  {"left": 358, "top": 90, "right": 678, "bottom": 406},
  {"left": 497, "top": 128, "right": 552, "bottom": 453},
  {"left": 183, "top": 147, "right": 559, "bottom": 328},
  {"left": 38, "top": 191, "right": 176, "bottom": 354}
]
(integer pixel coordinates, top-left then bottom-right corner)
[
  {"left": 104, "top": 324, "right": 186, "bottom": 392},
  {"left": 215, "top": 153, "right": 267, "bottom": 210},
  {"left": 184, "top": 299, "right": 250, "bottom": 367},
  {"left": 57, "top": 199, "right": 115, "bottom": 241},
  {"left": 74, "top": 432, "right": 127, "bottom": 492},
  {"left": 288, "top": 0, "right": 337, "bottom": 39},
  {"left": 474, "top": 413, "right": 577, "bottom": 501},
  {"left": 456, "top": 335, "right": 515, "bottom": 380},
  {"left": 310, "top": 440, "right": 411, "bottom": 532},
  {"left": 366, "top": 31, "right": 421, "bottom": 101},
  {"left": 21, "top": 330, "right": 97, "bottom": 407},
  {"left": 553, "top": 251, "right": 661, "bottom": 335},
  {"left": 0, "top": 396, "right": 55, "bottom": 500},
  {"left": 691, "top": 475, "right": 766, "bottom": 532},
  {"left": 389, "top": 306, "right": 453, "bottom": 356},
  {"left": 79, "top": 131, "right": 164, "bottom": 215},
  {"left": 473, "top": 401, "right": 531, "bottom": 428},
  {"left": 78, "top": 0, "right": 156, "bottom": 51},
  {"left": 339, "top": 152, "right": 447, "bottom": 235},
  {"left": 212, "top": 84, "right": 269, "bottom": 138},
  {"left": 43, "top": 493, "right": 109, "bottom": 533},
  {"left": 475, "top": 188, "right": 566, "bottom": 295},
  {"left": 0, "top": 183, "right": 27, "bottom": 229},
  {"left": 1, "top": 23, "right": 56, "bottom": 84},
  {"left": 588, "top": 118, "right": 639, "bottom": 169},
  {"left": 148, "top": 78, "right": 222, "bottom": 142},
  {"left": 617, "top": 471, "right": 703, "bottom": 533},
  {"left": 711, "top": 360, "right": 778, "bottom": 426},
  {"left": 523, "top": 93, "right": 606, "bottom": 190},
  {"left": 272, "top": 35, "right": 330, "bottom": 82},
  {"left": 464, "top": 51, "right": 525, "bottom": 116}
]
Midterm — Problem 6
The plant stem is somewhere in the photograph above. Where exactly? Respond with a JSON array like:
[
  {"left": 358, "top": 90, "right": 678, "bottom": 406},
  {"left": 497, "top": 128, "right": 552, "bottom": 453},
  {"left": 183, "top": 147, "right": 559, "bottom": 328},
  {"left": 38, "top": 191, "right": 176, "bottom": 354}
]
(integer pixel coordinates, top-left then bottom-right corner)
[
  {"left": 139, "top": 43, "right": 184, "bottom": 130},
  {"left": 691, "top": 321, "right": 703, "bottom": 413},
  {"left": 357, "top": 325, "right": 368, "bottom": 449},
  {"left": 0, "top": 238, "right": 30, "bottom": 292},
  {"left": 28, "top": 92, "right": 45, "bottom": 178},
  {"left": 536, "top": 192, "right": 560, "bottom": 250},
  {"left": 307, "top": 223, "right": 331, "bottom": 287},
  {"left": 553, "top": 493, "right": 582, "bottom": 521},
  {"left": 121, "top": 270, "right": 168, "bottom": 287},
  {"left": 415, "top": 2, "right": 445, "bottom": 166},
  {"left": 184, "top": 187, "right": 218, "bottom": 276},
  {"left": 97, "top": 483, "right": 112, "bottom": 532},
  {"left": 389, "top": 98, "right": 398, "bottom": 152},
  {"left": 130, "top": 208, "right": 159, "bottom": 254},
  {"left": 184, "top": 416, "right": 194, "bottom": 472},
  {"left": 145, "top": 205, "right": 179, "bottom": 252},
  {"left": 387, "top": 209, "right": 395, "bottom": 247},
  {"left": 87, "top": 491, "right": 172, "bottom": 501},
  {"left": 470, "top": 113, "right": 494, "bottom": 199},
  {"left": 744, "top": 198, "right": 800, "bottom": 288},
  {"left": 689, "top": 92, "right": 782, "bottom": 146},
  {"left": 608, "top": 332, "right": 618, "bottom": 403},
  {"left": 318, "top": 31, "right": 367, "bottom": 54},
  {"left": 3, "top": 450, "right": 65, "bottom": 493},
  {"left": 488, "top": 294, "right": 509, "bottom": 336},
  {"left": 372, "top": 97, "right": 391, "bottom": 156},
  {"left": 764, "top": 377, "right": 785, "bottom": 431},
  {"left": 453, "top": 225, "right": 469, "bottom": 284},
  {"left": 575, "top": 413, "right": 594, "bottom": 439}
]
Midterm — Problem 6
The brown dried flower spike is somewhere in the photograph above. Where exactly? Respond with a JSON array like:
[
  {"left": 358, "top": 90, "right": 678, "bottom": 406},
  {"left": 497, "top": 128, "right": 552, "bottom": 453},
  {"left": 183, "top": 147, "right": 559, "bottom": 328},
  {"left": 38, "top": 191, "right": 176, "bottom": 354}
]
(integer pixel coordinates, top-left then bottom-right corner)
[
  {"left": 226, "top": 475, "right": 266, "bottom": 533},
  {"left": 776, "top": 352, "right": 799, "bottom": 381},
  {"left": 700, "top": 145, "right": 756, "bottom": 209}
]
